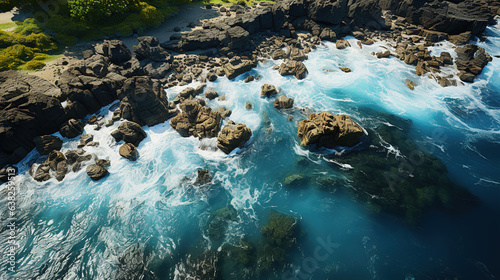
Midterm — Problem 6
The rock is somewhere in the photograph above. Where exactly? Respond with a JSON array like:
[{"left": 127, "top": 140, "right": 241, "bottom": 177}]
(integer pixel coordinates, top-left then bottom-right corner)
[
  {"left": 95, "top": 159, "right": 110, "bottom": 167},
  {"left": 205, "top": 88, "right": 219, "bottom": 100},
  {"left": 421, "top": 29, "right": 448, "bottom": 42},
  {"left": 119, "top": 143, "right": 139, "bottom": 161},
  {"left": 116, "top": 76, "right": 172, "bottom": 126},
  {"left": 449, "top": 31, "right": 472, "bottom": 45},
  {"left": 170, "top": 99, "right": 221, "bottom": 138},
  {"left": 133, "top": 36, "right": 173, "bottom": 62},
  {"left": 245, "top": 102, "right": 253, "bottom": 110},
  {"left": 271, "top": 49, "right": 287, "bottom": 60},
  {"left": 261, "top": 84, "right": 278, "bottom": 97},
  {"left": 33, "top": 135, "right": 63, "bottom": 155},
  {"left": 244, "top": 75, "right": 255, "bottom": 83},
  {"left": 216, "top": 107, "right": 232, "bottom": 119},
  {"left": 440, "top": 52, "right": 453, "bottom": 65},
  {"left": 273, "top": 95, "right": 294, "bottom": 109},
  {"left": 405, "top": 79, "right": 416, "bottom": 90},
  {"left": 195, "top": 169, "right": 212, "bottom": 185},
  {"left": 94, "top": 40, "right": 132, "bottom": 65},
  {"left": 289, "top": 48, "right": 307, "bottom": 61},
  {"left": 0, "top": 71, "right": 67, "bottom": 167},
  {"left": 60, "top": 119, "right": 84, "bottom": 139},
  {"left": 33, "top": 150, "right": 67, "bottom": 182},
  {"left": 217, "top": 121, "right": 252, "bottom": 154},
  {"left": 283, "top": 173, "right": 309, "bottom": 187},
  {"left": 78, "top": 134, "right": 94, "bottom": 148},
  {"left": 297, "top": 112, "right": 364, "bottom": 148},
  {"left": 340, "top": 67, "right": 351, "bottom": 73},
  {"left": 376, "top": 50, "right": 391, "bottom": 58},
  {"left": 65, "top": 149, "right": 92, "bottom": 165},
  {"left": 336, "top": 39, "right": 351, "bottom": 49},
  {"left": 279, "top": 60, "right": 308, "bottom": 79},
  {"left": 111, "top": 121, "right": 147, "bottom": 147},
  {"left": 86, "top": 164, "right": 108, "bottom": 181},
  {"left": 223, "top": 56, "right": 257, "bottom": 79},
  {"left": 319, "top": 28, "right": 336, "bottom": 41},
  {"left": 207, "top": 72, "right": 218, "bottom": 82},
  {"left": 455, "top": 44, "right": 492, "bottom": 82}
]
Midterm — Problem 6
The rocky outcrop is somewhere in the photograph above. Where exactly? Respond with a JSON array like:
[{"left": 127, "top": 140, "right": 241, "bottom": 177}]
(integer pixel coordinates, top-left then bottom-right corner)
[
  {"left": 119, "top": 143, "right": 139, "bottom": 161},
  {"left": 0, "top": 71, "right": 67, "bottom": 168},
  {"left": 297, "top": 112, "right": 364, "bottom": 148},
  {"left": 111, "top": 121, "right": 147, "bottom": 147},
  {"left": 133, "top": 36, "right": 173, "bottom": 62},
  {"left": 455, "top": 44, "right": 492, "bottom": 83},
  {"left": 116, "top": 76, "right": 173, "bottom": 126},
  {"left": 65, "top": 149, "right": 92, "bottom": 172},
  {"left": 33, "top": 135, "right": 63, "bottom": 155},
  {"left": 32, "top": 151, "right": 67, "bottom": 182},
  {"left": 223, "top": 56, "right": 258, "bottom": 80},
  {"left": 279, "top": 60, "right": 308, "bottom": 79},
  {"left": 95, "top": 40, "right": 132, "bottom": 65},
  {"left": 86, "top": 164, "right": 108, "bottom": 181},
  {"left": 0, "top": 70, "right": 63, "bottom": 100},
  {"left": 274, "top": 95, "right": 294, "bottom": 109},
  {"left": 336, "top": 39, "right": 351, "bottom": 49},
  {"left": 205, "top": 88, "right": 219, "bottom": 100},
  {"left": 261, "top": 84, "right": 278, "bottom": 97},
  {"left": 170, "top": 99, "right": 221, "bottom": 138},
  {"left": 217, "top": 121, "right": 252, "bottom": 154},
  {"left": 60, "top": 119, "right": 84, "bottom": 139}
]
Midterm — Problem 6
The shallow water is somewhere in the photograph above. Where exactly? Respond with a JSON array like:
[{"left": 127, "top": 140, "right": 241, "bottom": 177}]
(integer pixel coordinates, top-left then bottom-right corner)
[{"left": 1, "top": 23, "right": 500, "bottom": 279}]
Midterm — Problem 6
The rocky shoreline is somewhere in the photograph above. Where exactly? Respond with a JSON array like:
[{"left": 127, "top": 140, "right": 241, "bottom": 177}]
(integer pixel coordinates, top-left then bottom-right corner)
[{"left": 1, "top": 0, "right": 499, "bottom": 182}]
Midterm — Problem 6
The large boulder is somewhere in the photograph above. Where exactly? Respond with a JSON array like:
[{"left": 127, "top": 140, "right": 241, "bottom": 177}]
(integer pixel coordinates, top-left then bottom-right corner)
[
  {"left": 279, "top": 60, "right": 308, "bottom": 79},
  {"left": 217, "top": 121, "right": 252, "bottom": 154},
  {"left": 307, "top": 0, "right": 348, "bottom": 25},
  {"left": 33, "top": 135, "right": 63, "bottom": 155},
  {"left": 116, "top": 76, "right": 172, "bottom": 126},
  {"left": 261, "top": 84, "right": 278, "bottom": 97},
  {"left": 94, "top": 40, "right": 132, "bottom": 65},
  {"left": 223, "top": 56, "right": 258, "bottom": 80},
  {"left": 86, "top": 164, "right": 108, "bottom": 181},
  {"left": 119, "top": 143, "right": 139, "bottom": 161},
  {"left": 297, "top": 112, "right": 364, "bottom": 148},
  {"left": 455, "top": 44, "right": 492, "bottom": 83},
  {"left": 170, "top": 99, "right": 221, "bottom": 138},
  {"left": 274, "top": 95, "right": 294, "bottom": 109},
  {"left": 111, "top": 121, "right": 147, "bottom": 147},
  {"left": 0, "top": 71, "right": 67, "bottom": 168}
]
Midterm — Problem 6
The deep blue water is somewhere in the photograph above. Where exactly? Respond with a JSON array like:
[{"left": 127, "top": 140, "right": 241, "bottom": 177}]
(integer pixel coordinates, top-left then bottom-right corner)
[{"left": 1, "top": 23, "right": 500, "bottom": 280}]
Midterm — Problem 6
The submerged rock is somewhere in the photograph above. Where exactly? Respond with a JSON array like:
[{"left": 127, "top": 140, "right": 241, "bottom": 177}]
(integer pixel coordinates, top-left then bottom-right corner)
[
  {"left": 283, "top": 173, "right": 309, "bottom": 187},
  {"left": 297, "top": 112, "right": 364, "bottom": 148},
  {"left": 217, "top": 121, "right": 252, "bottom": 154},
  {"left": 195, "top": 169, "right": 213, "bottom": 185},
  {"left": 207, "top": 205, "right": 237, "bottom": 241}
]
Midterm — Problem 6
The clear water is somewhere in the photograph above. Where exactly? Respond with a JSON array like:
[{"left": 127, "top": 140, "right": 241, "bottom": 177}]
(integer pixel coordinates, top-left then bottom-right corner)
[{"left": 1, "top": 23, "right": 500, "bottom": 279}]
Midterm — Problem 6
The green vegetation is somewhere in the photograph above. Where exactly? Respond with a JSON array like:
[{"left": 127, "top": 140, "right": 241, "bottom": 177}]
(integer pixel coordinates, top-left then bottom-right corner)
[
  {"left": 0, "top": 22, "right": 15, "bottom": 30},
  {"left": 0, "top": 19, "right": 57, "bottom": 71}
]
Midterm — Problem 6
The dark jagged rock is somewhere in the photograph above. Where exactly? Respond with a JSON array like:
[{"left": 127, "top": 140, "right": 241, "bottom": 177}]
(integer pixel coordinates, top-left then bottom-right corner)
[
  {"left": 278, "top": 60, "right": 308, "bottom": 79},
  {"left": 216, "top": 107, "right": 232, "bottom": 120},
  {"left": 86, "top": 164, "right": 108, "bottom": 181},
  {"left": 217, "top": 121, "right": 252, "bottom": 154},
  {"left": 0, "top": 70, "right": 63, "bottom": 100},
  {"left": 119, "top": 143, "right": 139, "bottom": 161},
  {"left": 33, "top": 135, "right": 63, "bottom": 155},
  {"left": 133, "top": 36, "right": 173, "bottom": 62},
  {"left": 94, "top": 40, "right": 132, "bottom": 65},
  {"left": 195, "top": 169, "right": 213, "bottom": 185},
  {"left": 336, "top": 39, "right": 351, "bottom": 49},
  {"left": 59, "top": 119, "right": 84, "bottom": 139},
  {"left": 205, "top": 88, "right": 219, "bottom": 100},
  {"left": 111, "top": 121, "right": 147, "bottom": 147},
  {"left": 273, "top": 95, "right": 294, "bottom": 109},
  {"left": 170, "top": 99, "right": 221, "bottom": 138},
  {"left": 455, "top": 44, "right": 492, "bottom": 83},
  {"left": 0, "top": 71, "right": 67, "bottom": 168},
  {"left": 297, "top": 112, "right": 364, "bottom": 148},
  {"left": 78, "top": 134, "right": 94, "bottom": 148},
  {"left": 116, "top": 76, "right": 172, "bottom": 126},
  {"left": 33, "top": 150, "right": 67, "bottom": 182},
  {"left": 261, "top": 84, "right": 278, "bottom": 97}
]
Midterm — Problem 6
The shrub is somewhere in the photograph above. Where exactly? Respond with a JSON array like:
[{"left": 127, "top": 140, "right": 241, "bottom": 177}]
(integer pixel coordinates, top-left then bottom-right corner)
[
  {"left": 25, "top": 60, "right": 45, "bottom": 70},
  {"left": 139, "top": 2, "right": 164, "bottom": 27},
  {"left": 67, "top": 0, "right": 139, "bottom": 22},
  {"left": 13, "top": 18, "right": 41, "bottom": 35},
  {"left": 3, "top": 44, "right": 35, "bottom": 61}
]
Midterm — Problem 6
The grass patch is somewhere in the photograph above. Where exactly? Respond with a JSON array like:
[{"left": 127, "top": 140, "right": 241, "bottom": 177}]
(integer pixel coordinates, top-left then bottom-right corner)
[{"left": 0, "top": 22, "right": 16, "bottom": 30}]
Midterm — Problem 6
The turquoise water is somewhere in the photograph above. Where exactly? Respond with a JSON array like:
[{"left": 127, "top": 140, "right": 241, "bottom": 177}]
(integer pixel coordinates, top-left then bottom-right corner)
[{"left": 1, "top": 23, "right": 500, "bottom": 279}]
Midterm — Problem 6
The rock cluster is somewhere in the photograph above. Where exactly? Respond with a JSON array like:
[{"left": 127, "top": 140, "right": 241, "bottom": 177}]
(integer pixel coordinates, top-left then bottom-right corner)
[
  {"left": 455, "top": 44, "right": 492, "bottom": 82},
  {"left": 170, "top": 99, "right": 221, "bottom": 138},
  {"left": 111, "top": 121, "right": 147, "bottom": 147},
  {"left": 297, "top": 112, "right": 364, "bottom": 148}
]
